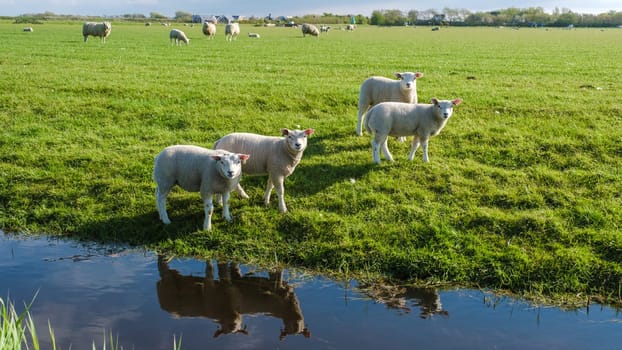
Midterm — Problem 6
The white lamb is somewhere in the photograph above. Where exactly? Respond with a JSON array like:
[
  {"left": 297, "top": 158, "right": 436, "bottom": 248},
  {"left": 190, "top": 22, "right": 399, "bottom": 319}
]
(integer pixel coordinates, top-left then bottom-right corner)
[
  {"left": 213, "top": 128, "right": 314, "bottom": 213},
  {"left": 247, "top": 32, "right": 260, "bottom": 38},
  {"left": 356, "top": 72, "right": 424, "bottom": 137},
  {"left": 202, "top": 21, "right": 216, "bottom": 39},
  {"left": 364, "top": 98, "right": 463, "bottom": 163},
  {"left": 301, "top": 23, "right": 319, "bottom": 37},
  {"left": 169, "top": 29, "right": 189, "bottom": 46},
  {"left": 153, "top": 145, "right": 250, "bottom": 231},
  {"left": 82, "top": 22, "right": 111, "bottom": 43},
  {"left": 225, "top": 22, "right": 240, "bottom": 42}
]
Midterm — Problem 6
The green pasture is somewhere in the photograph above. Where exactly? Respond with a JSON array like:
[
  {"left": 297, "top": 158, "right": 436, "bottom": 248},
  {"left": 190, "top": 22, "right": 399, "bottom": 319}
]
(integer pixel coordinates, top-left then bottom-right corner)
[{"left": 0, "top": 21, "right": 621, "bottom": 305}]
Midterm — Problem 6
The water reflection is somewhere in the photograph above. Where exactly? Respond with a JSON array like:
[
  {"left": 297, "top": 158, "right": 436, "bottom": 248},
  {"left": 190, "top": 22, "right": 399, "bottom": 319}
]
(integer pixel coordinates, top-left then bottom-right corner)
[
  {"left": 360, "top": 283, "right": 449, "bottom": 318},
  {"left": 1, "top": 232, "right": 621, "bottom": 350},
  {"left": 157, "top": 256, "right": 310, "bottom": 340}
]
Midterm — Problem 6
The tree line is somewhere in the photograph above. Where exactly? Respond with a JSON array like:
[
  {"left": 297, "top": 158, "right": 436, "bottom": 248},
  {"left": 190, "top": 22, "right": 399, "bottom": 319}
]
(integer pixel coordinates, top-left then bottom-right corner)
[
  {"left": 8, "top": 7, "right": 622, "bottom": 27},
  {"left": 368, "top": 7, "right": 622, "bottom": 27}
]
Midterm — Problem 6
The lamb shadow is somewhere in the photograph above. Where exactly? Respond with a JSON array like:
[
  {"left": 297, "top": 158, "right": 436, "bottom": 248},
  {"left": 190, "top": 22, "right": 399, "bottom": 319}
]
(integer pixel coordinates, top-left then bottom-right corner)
[{"left": 75, "top": 197, "right": 226, "bottom": 246}]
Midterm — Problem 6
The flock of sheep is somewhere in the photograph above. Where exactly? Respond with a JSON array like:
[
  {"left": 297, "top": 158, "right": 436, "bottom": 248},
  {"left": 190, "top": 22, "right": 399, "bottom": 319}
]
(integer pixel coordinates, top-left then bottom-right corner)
[
  {"left": 81, "top": 21, "right": 344, "bottom": 47},
  {"left": 78, "top": 22, "right": 463, "bottom": 230},
  {"left": 151, "top": 68, "right": 462, "bottom": 230}
]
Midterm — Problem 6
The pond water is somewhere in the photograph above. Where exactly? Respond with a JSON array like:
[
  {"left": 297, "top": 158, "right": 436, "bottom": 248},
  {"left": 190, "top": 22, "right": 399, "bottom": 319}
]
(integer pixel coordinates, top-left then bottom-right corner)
[{"left": 1, "top": 232, "right": 620, "bottom": 350}]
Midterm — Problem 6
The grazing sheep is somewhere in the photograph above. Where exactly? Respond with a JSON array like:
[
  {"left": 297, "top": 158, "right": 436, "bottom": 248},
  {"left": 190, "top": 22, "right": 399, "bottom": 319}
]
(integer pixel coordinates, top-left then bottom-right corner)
[
  {"left": 214, "top": 128, "right": 314, "bottom": 213},
  {"left": 153, "top": 145, "right": 250, "bottom": 231},
  {"left": 301, "top": 23, "right": 319, "bottom": 37},
  {"left": 346, "top": 24, "right": 356, "bottom": 31},
  {"left": 23, "top": 27, "right": 34, "bottom": 32},
  {"left": 82, "top": 21, "right": 111, "bottom": 43},
  {"left": 248, "top": 32, "right": 260, "bottom": 38},
  {"left": 225, "top": 22, "right": 240, "bottom": 41},
  {"left": 169, "top": 29, "right": 189, "bottom": 46},
  {"left": 202, "top": 21, "right": 216, "bottom": 39},
  {"left": 320, "top": 25, "right": 330, "bottom": 33},
  {"left": 364, "top": 98, "right": 462, "bottom": 163},
  {"left": 356, "top": 72, "right": 424, "bottom": 137}
]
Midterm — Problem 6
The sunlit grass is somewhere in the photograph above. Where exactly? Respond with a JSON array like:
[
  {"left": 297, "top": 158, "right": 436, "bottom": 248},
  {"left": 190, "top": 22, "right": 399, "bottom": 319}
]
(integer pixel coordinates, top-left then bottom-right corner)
[{"left": 0, "top": 20, "right": 621, "bottom": 304}]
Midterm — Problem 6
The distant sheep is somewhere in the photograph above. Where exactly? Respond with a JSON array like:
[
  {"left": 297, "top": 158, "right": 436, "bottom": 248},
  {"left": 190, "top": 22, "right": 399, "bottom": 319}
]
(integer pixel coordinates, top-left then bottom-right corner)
[
  {"left": 225, "top": 22, "right": 240, "bottom": 41},
  {"left": 23, "top": 27, "right": 34, "bottom": 32},
  {"left": 248, "top": 32, "right": 260, "bottom": 38},
  {"left": 356, "top": 72, "right": 424, "bottom": 136},
  {"left": 346, "top": 24, "right": 356, "bottom": 31},
  {"left": 320, "top": 25, "right": 330, "bottom": 33},
  {"left": 301, "top": 23, "right": 319, "bottom": 37},
  {"left": 82, "top": 21, "right": 111, "bottom": 43},
  {"left": 153, "top": 145, "right": 250, "bottom": 231},
  {"left": 214, "top": 128, "right": 314, "bottom": 213},
  {"left": 202, "top": 21, "right": 216, "bottom": 39},
  {"left": 365, "top": 98, "right": 462, "bottom": 163},
  {"left": 170, "top": 29, "right": 189, "bottom": 46}
]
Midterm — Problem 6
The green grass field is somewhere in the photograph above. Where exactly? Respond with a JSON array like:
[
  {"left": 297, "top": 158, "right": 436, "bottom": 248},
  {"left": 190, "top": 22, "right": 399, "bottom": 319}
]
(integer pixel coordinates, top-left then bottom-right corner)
[{"left": 1, "top": 21, "right": 621, "bottom": 305}]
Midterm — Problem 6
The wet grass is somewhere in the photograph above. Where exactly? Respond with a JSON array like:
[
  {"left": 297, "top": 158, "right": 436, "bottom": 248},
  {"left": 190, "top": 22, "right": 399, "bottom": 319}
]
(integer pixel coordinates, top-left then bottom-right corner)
[{"left": 0, "top": 21, "right": 621, "bottom": 305}]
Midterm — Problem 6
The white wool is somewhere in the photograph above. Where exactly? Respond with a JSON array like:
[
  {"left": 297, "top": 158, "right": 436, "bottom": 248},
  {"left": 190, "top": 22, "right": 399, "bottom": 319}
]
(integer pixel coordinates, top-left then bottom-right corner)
[
  {"left": 365, "top": 98, "right": 462, "bottom": 163},
  {"left": 225, "top": 22, "right": 240, "bottom": 41},
  {"left": 202, "top": 22, "right": 216, "bottom": 39},
  {"left": 82, "top": 22, "right": 111, "bottom": 43},
  {"left": 169, "top": 29, "right": 189, "bottom": 46},
  {"left": 301, "top": 23, "right": 319, "bottom": 37},
  {"left": 214, "top": 128, "right": 314, "bottom": 213},
  {"left": 356, "top": 72, "right": 424, "bottom": 136},
  {"left": 153, "top": 145, "right": 249, "bottom": 230}
]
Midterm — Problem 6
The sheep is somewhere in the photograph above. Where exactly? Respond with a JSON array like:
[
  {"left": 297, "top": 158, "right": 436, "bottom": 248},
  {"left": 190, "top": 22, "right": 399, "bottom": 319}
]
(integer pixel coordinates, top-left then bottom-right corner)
[
  {"left": 247, "top": 32, "right": 260, "bottom": 38},
  {"left": 202, "top": 21, "right": 216, "bottom": 39},
  {"left": 364, "top": 98, "right": 463, "bottom": 163},
  {"left": 214, "top": 128, "right": 314, "bottom": 213},
  {"left": 23, "top": 27, "right": 34, "bottom": 32},
  {"left": 356, "top": 72, "right": 424, "bottom": 137},
  {"left": 301, "top": 23, "right": 319, "bottom": 37},
  {"left": 225, "top": 22, "right": 240, "bottom": 42},
  {"left": 82, "top": 21, "right": 111, "bottom": 43},
  {"left": 320, "top": 25, "right": 330, "bottom": 33},
  {"left": 169, "top": 29, "right": 189, "bottom": 46},
  {"left": 346, "top": 24, "right": 357, "bottom": 31},
  {"left": 153, "top": 145, "right": 250, "bottom": 231}
]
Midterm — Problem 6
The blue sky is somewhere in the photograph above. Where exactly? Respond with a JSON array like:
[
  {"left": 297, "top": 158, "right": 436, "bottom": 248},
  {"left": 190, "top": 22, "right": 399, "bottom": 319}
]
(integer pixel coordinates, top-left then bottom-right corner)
[{"left": 1, "top": 0, "right": 620, "bottom": 17}]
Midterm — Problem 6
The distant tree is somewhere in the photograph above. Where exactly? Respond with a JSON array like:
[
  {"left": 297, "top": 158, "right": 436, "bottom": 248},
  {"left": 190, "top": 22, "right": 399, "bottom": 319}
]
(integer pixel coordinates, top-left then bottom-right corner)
[
  {"left": 370, "top": 10, "right": 385, "bottom": 25},
  {"left": 407, "top": 10, "right": 419, "bottom": 24},
  {"left": 175, "top": 11, "right": 192, "bottom": 22},
  {"left": 150, "top": 12, "right": 168, "bottom": 19}
]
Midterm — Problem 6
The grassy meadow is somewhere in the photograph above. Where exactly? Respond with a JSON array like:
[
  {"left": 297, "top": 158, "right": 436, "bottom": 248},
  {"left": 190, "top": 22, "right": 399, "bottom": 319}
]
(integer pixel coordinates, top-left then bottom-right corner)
[{"left": 0, "top": 21, "right": 621, "bottom": 304}]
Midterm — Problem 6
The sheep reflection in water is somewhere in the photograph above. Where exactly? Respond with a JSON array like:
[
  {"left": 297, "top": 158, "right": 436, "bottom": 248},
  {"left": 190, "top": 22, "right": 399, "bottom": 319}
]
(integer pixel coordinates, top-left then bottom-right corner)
[
  {"left": 156, "top": 256, "right": 310, "bottom": 339},
  {"left": 360, "top": 283, "right": 449, "bottom": 319}
]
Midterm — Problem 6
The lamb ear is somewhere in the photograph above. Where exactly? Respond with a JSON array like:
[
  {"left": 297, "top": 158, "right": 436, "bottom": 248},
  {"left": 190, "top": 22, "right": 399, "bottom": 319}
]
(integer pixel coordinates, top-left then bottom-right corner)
[
  {"left": 238, "top": 154, "right": 250, "bottom": 162},
  {"left": 431, "top": 98, "right": 439, "bottom": 105},
  {"left": 415, "top": 72, "right": 424, "bottom": 78},
  {"left": 453, "top": 98, "right": 463, "bottom": 105},
  {"left": 304, "top": 128, "right": 315, "bottom": 135},
  {"left": 210, "top": 155, "right": 222, "bottom": 161},
  {"left": 281, "top": 128, "right": 290, "bottom": 136},
  {"left": 394, "top": 72, "right": 402, "bottom": 79}
]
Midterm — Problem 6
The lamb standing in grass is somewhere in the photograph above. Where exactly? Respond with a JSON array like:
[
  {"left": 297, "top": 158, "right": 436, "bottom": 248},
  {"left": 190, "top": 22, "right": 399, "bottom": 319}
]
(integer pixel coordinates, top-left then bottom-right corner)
[
  {"left": 153, "top": 145, "right": 249, "bottom": 231},
  {"left": 365, "top": 98, "right": 462, "bottom": 163},
  {"left": 214, "top": 128, "right": 314, "bottom": 213},
  {"left": 301, "top": 23, "right": 319, "bottom": 37},
  {"left": 82, "top": 21, "right": 111, "bottom": 43},
  {"left": 170, "top": 29, "right": 190, "bottom": 45},
  {"left": 225, "top": 22, "right": 240, "bottom": 41},
  {"left": 356, "top": 72, "right": 424, "bottom": 136},
  {"left": 202, "top": 21, "right": 216, "bottom": 39}
]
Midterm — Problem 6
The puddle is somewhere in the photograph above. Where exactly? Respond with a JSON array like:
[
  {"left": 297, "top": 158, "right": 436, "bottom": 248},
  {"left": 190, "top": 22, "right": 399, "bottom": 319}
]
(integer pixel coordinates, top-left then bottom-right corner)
[{"left": 1, "top": 232, "right": 620, "bottom": 349}]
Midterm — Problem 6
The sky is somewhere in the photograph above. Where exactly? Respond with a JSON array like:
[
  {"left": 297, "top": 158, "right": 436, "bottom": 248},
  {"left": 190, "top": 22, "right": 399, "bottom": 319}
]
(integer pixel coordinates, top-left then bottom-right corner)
[{"left": 1, "top": 0, "right": 620, "bottom": 17}]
